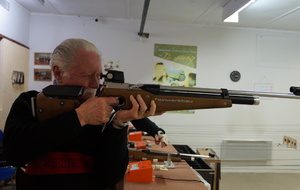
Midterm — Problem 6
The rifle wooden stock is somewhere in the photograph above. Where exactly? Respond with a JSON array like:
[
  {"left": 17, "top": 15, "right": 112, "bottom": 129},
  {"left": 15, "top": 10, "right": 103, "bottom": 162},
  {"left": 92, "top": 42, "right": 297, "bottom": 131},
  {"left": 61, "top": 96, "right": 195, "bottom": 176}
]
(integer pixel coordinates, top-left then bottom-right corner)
[
  {"left": 98, "top": 87, "right": 232, "bottom": 112},
  {"left": 35, "top": 93, "right": 80, "bottom": 121},
  {"left": 34, "top": 85, "right": 83, "bottom": 121},
  {"left": 35, "top": 83, "right": 236, "bottom": 120}
]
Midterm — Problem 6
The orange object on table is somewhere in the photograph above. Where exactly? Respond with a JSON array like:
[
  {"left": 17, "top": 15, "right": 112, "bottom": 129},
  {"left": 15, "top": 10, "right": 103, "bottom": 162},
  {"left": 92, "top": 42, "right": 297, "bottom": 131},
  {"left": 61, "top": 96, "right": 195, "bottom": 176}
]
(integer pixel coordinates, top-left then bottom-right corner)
[
  {"left": 126, "top": 160, "right": 153, "bottom": 182},
  {"left": 128, "top": 131, "right": 143, "bottom": 141}
]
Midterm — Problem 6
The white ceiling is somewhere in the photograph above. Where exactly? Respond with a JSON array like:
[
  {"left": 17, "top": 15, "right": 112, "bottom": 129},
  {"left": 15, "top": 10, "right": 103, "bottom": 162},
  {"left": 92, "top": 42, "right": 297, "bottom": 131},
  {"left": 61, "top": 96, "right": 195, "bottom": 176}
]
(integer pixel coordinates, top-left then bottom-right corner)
[{"left": 14, "top": 0, "right": 300, "bottom": 32}]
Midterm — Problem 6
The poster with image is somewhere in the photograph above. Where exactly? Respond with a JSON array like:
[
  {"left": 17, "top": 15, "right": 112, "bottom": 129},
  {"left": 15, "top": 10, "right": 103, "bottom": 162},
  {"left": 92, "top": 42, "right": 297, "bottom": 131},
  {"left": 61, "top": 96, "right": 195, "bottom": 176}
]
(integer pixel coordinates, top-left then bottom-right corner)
[
  {"left": 154, "top": 44, "right": 197, "bottom": 113},
  {"left": 154, "top": 44, "right": 197, "bottom": 87}
]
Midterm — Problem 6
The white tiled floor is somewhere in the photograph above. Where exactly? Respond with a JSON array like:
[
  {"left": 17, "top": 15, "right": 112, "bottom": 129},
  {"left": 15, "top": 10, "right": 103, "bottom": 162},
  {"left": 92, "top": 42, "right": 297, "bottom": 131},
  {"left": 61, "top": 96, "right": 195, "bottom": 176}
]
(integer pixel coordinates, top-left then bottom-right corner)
[{"left": 220, "top": 173, "right": 300, "bottom": 190}]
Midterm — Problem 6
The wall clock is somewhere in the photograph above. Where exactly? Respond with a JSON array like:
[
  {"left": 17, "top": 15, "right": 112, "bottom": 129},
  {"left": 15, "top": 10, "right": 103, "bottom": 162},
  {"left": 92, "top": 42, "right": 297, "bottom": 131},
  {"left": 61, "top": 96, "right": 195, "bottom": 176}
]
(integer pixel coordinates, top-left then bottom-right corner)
[{"left": 230, "top": 71, "right": 241, "bottom": 82}]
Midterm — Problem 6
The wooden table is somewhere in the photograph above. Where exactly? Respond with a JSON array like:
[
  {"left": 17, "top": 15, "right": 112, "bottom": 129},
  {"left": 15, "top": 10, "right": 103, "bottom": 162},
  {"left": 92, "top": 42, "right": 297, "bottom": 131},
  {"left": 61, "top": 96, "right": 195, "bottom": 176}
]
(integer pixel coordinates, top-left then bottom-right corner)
[{"left": 123, "top": 137, "right": 208, "bottom": 190}]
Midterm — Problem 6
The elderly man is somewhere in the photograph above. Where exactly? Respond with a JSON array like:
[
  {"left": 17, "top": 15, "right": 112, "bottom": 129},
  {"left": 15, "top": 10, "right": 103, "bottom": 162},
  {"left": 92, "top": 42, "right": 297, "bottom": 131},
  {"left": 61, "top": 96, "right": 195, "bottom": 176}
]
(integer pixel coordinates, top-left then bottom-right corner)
[{"left": 3, "top": 38, "right": 166, "bottom": 190}]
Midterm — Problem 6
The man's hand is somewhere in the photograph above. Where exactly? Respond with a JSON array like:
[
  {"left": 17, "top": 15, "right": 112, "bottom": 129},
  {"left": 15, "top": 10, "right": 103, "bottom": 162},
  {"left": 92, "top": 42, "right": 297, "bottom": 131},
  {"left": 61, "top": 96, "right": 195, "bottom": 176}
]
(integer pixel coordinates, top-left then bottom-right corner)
[
  {"left": 75, "top": 97, "right": 119, "bottom": 126},
  {"left": 155, "top": 131, "right": 168, "bottom": 148},
  {"left": 113, "top": 94, "right": 157, "bottom": 123}
]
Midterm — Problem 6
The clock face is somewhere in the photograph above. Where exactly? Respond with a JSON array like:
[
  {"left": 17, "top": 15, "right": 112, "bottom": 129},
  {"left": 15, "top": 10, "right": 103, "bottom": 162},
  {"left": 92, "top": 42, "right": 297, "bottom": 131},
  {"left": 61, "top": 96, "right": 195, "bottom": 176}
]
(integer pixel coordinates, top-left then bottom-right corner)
[{"left": 230, "top": 71, "right": 241, "bottom": 82}]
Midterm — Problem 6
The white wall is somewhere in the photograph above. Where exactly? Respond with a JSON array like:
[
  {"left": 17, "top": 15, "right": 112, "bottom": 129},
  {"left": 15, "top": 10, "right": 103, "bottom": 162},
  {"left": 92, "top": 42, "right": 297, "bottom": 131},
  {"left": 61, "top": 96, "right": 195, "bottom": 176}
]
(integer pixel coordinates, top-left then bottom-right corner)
[
  {"left": 0, "top": 0, "right": 30, "bottom": 46},
  {"left": 25, "top": 14, "right": 300, "bottom": 173}
]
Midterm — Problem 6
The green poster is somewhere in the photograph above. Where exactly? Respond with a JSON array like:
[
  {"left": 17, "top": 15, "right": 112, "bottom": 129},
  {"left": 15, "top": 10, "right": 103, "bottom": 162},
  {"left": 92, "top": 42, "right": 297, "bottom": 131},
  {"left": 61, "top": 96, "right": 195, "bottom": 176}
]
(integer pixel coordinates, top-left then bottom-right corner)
[
  {"left": 153, "top": 44, "right": 197, "bottom": 114},
  {"left": 153, "top": 44, "right": 197, "bottom": 87}
]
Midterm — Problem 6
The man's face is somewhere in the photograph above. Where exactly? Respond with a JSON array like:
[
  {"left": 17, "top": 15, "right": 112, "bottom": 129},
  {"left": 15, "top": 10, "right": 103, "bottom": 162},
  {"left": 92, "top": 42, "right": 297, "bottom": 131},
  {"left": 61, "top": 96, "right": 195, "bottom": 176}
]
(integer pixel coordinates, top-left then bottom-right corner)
[{"left": 60, "top": 49, "right": 102, "bottom": 100}]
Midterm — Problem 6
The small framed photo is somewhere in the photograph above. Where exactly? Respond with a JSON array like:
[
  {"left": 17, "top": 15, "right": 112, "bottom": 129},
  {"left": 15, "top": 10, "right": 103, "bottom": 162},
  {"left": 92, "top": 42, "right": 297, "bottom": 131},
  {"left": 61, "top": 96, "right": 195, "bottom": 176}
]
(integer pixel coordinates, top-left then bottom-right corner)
[
  {"left": 34, "top": 52, "right": 51, "bottom": 65},
  {"left": 34, "top": 69, "right": 52, "bottom": 81}
]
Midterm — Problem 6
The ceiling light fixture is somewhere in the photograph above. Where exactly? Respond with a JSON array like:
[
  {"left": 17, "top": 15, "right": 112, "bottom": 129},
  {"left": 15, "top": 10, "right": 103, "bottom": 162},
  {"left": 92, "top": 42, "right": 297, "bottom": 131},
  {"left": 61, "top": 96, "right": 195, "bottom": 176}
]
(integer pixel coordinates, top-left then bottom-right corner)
[{"left": 222, "top": 0, "right": 255, "bottom": 23}]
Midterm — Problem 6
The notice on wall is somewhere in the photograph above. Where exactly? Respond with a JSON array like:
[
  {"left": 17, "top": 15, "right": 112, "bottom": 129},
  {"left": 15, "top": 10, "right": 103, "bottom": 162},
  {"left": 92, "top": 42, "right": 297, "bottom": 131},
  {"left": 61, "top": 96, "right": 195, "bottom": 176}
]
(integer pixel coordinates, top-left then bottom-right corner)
[
  {"left": 104, "top": 61, "right": 120, "bottom": 71},
  {"left": 254, "top": 83, "right": 274, "bottom": 100},
  {"left": 254, "top": 83, "right": 273, "bottom": 92}
]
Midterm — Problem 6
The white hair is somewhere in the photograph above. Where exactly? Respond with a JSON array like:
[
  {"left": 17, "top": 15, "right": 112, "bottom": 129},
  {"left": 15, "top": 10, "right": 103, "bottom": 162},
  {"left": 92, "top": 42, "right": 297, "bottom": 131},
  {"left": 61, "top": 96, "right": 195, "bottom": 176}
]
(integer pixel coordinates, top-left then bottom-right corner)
[{"left": 50, "top": 38, "right": 101, "bottom": 74}]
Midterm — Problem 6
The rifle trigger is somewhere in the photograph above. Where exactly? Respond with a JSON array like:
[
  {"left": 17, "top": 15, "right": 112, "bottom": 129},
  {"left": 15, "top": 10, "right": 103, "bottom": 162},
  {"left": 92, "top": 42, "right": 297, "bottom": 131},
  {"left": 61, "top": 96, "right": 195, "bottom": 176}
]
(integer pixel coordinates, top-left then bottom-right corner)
[{"left": 221, "top": 88, "right": 229, "bottom": 99}]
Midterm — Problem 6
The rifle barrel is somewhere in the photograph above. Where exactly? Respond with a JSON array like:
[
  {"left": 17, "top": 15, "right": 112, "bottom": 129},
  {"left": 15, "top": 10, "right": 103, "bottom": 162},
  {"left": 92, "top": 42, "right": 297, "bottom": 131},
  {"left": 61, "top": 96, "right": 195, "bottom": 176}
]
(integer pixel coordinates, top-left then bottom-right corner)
[
  {"left": 159, "top": 85, "right": 300, "bottom": 100},
  {"left": 228, "top": 89, "right": 300, "bottom": 99}
]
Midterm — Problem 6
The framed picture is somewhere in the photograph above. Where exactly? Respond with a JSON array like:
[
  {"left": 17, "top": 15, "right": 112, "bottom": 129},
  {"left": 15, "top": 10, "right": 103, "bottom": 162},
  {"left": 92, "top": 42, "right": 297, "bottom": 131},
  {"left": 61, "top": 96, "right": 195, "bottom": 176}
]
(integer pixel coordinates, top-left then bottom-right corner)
[
  {"left": 34, "top": 69, "right": 52, "bottom": 81},
  {"left": 34, "top": 52, "right": 51, "bottom": 65}
]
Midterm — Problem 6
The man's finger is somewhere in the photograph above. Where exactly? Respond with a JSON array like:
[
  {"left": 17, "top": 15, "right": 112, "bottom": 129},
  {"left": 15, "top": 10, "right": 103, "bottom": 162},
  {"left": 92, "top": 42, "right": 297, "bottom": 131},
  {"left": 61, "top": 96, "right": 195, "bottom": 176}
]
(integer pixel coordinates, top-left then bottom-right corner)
[
  {"left": 103, "top": 97, "right": 120, "bottom": 105},
  {"left": 136, "top": 94, "right": 148, "bottom": 112}
]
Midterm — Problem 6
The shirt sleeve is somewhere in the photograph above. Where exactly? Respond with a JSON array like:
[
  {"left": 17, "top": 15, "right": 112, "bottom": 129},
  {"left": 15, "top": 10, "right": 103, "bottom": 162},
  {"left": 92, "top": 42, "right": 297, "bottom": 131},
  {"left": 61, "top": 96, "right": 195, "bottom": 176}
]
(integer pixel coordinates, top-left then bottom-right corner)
[{"left": 131, "top": 117, "right": 165, "bottom": 137}]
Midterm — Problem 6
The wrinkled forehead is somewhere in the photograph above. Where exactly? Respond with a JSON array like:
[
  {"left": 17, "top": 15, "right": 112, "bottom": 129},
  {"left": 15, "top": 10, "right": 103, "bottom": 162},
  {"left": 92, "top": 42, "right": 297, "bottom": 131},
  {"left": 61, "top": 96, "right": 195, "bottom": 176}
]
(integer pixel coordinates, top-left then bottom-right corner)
[
  {"left": 69, "top": 49, "right": 102, "bottom": 73},
  {"left": 74, "top": 49, "right": 101, "bottom": 63}
]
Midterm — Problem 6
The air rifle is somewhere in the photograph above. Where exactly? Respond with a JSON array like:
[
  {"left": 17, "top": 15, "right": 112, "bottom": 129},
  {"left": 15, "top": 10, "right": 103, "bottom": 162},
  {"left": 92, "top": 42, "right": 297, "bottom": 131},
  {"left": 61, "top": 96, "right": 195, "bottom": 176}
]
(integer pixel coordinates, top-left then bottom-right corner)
[
  {"left": 128, "top": 148, "right": 211, "bottom": 162},
  {"left": 33, "top": 70, "right": 300, "bottom": 121}
]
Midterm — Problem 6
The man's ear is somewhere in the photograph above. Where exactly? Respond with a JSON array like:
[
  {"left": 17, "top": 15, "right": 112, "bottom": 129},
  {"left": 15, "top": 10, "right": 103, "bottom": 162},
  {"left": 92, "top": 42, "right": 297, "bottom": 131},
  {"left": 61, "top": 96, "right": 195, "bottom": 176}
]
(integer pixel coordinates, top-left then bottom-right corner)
[{"left": 52, "top": 66, "right": 63, "bottom": 83}]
